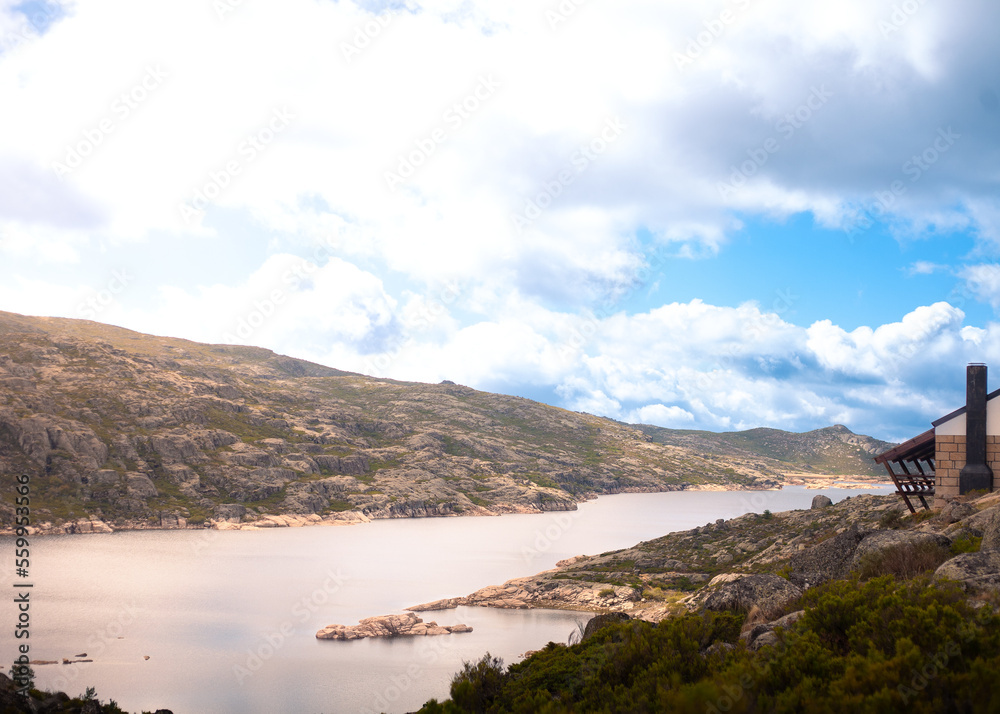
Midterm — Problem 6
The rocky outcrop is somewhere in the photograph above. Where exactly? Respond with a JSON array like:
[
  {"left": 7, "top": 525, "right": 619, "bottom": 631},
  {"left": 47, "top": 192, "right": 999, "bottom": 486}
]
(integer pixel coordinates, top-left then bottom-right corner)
[
  {"left": 212, "top": 511, "right": 371, "bottom": 530},
  {"left": 980, "top": 511, "right": 1000, "bottom": 552},
  {"left": 811, "top": 494, "right": 832, "bottom": 509},
  {"left": 788, "top": 524, "right": 868, "bottom": 587},
  {"left": 940, "top": 500, "right": 976, "bottom": 524},
  {"left": 738, "top": 609, "right": 805, "bottom": 652},
  {"left": 700, "top": 574, "right": 803, "bottom": 617},
  {"left": 935, "top": 552, "right": 1000, "bottom": 592},
  {"left": 315, "top": 612, "right": 472, "bottom": 640},
  {"left": 849, "top": 531, "right": 952, "bottom": 569},
  {"left": 416, "top": 493, "right": 983, "bottom": 624},
  {"left": 582, "top": 612, "right": 632, "bottom": 641},
  {"left": 62, "top": 518, "right": 114, "bottom": 534}
]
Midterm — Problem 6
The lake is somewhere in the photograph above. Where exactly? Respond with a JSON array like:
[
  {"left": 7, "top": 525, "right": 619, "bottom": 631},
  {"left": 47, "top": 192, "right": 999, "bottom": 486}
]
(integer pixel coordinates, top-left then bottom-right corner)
[{"left": 1, "top": 485, "right": 893, "bottom": 713}]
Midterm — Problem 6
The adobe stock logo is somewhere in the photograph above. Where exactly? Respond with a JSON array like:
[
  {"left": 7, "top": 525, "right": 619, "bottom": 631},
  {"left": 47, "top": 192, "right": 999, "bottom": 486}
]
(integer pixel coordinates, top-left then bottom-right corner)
[
  {"left": 510, "top": 116, "right": 625, "bottom": 234},
  {"left": 177, "top": 107, "right": 295, "bottom": 224},
  {"left": 384, "top": 75, "right": 500, "bottom": 191},
  {"left": 716, "top": 85, "right": 833, "bottom": 200}
]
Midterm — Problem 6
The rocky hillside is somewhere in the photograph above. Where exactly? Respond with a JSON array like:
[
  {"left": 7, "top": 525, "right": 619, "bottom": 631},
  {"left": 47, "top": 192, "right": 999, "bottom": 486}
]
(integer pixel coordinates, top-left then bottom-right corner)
[
  {"left": 413, "top": 492, "right": 998, "bottom": 623},
  {"left": 635, "top": 423, "right": 892, "bottom": 477},
  {"left": 0, "top": 311, "right": 890, "bottom": 533}
]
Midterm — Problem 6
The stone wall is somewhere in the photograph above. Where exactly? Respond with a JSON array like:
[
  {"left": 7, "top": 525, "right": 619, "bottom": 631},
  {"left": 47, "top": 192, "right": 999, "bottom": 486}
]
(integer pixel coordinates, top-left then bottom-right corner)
[{"left": 935, "top": 434, "right": 1000, "bottom": 507}]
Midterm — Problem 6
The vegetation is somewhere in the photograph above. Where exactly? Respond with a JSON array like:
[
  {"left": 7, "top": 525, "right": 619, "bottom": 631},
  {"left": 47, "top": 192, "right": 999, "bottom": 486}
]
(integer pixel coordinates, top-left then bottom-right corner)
[
  {"left": 0, "top": 674, "right": 163, "bottom": 713},
  {"left": 879, "top": 508, "right": 904, "bottom": 529},
  {"left": 419, "top": 577, "right": 1000, "bottom": 713},
  {"left": 854, "top": 540, "right": 952, "bottom": 581}
]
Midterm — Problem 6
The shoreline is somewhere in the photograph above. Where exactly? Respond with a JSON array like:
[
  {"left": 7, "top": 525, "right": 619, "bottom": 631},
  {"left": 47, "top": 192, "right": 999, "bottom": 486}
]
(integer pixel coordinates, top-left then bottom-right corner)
[
  {"left": 1, "top": 479, "right": 894, "bottom": 537},
  {"left": 404, "top": 487, "right": 905, "bottom": 620}
]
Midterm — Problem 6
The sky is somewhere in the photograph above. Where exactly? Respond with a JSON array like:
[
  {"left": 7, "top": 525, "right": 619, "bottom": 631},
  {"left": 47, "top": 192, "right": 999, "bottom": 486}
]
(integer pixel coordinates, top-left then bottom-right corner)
[{"left": 1, "top": 0, "right": 1000, "bottom": 442}]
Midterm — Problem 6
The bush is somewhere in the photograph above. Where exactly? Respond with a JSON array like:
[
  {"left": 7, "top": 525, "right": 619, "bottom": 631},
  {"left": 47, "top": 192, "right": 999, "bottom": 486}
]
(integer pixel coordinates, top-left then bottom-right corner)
[
  {"left": 879, "top": 508, "right": 904, "bottom": 529},
  {"left": 449, "top": 653, "right": 506, "bottom": 713},
  {"left": 421, "top": 578, "right": 1000, "bottom": 713},
  {"left": 855, "top": 540, "right": 952, "bottom": 580},
  {"left": 951, "top": 534, "right": 983, "bottom": 554}
]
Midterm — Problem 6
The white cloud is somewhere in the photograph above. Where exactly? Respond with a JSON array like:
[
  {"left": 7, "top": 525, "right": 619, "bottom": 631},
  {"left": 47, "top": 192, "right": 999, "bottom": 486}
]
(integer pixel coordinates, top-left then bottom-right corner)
[
  {"left": 1, "top": 0, "right": 998, "bottom": 275},
  {"left": 2, "top": 0, "right": 1000, "bottom": 444},
  {"left": 627, "top": 404, "right": 696, "bottom": 428},
  {"left": 960, "top": 264, "right": 1000, "bottom": 308},
  {"left": 907, "top": 260, "right": 943, "bottom": 276}
]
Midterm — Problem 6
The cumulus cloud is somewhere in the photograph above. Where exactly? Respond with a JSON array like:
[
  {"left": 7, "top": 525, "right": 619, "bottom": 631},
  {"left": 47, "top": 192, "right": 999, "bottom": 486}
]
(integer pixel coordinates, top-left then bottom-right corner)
[
  {"left": 1, "top": 0, "right": 1000, "bottom": 443},
  {"left": 960, "top": 264, "right": 1000, "bottom": 308},
  {"left": 627, "top": 404, "right": 696, "bottom": 428}
]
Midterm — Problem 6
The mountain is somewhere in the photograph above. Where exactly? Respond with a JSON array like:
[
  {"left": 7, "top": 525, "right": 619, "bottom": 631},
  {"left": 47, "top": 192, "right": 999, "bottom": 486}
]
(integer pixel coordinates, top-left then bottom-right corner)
[
  {"left": 0, "top": 311, "right": 892, "bottom": 532},
  {"left": 634, "top": 423, "right": 893, "bottom": 476}
]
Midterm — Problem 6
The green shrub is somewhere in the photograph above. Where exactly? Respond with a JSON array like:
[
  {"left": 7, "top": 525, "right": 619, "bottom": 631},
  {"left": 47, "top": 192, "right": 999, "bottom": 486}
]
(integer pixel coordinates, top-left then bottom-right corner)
[
  {"left": 950, "top": 534, "right": 983, "bottom": 554},
  {"left": 879, "top": 508, "right": 904, "bottom": 529},
  {"left": 420, "top": 578, "right": 1000, "bottom": 713},
  {"left": 450, "top": 653, "right": 506, "bottom": 713}
]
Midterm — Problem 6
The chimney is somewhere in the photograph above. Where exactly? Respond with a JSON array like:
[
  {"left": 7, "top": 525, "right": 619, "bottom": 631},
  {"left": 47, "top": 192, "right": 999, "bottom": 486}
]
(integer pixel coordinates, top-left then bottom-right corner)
[{"left": 960, "top": 363, "right": 993, "bottom": 494}]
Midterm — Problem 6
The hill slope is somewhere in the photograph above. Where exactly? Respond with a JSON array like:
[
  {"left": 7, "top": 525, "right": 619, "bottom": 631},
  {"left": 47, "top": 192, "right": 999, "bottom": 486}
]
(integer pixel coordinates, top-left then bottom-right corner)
[
  {"left": 0, "top": 311, "right": 892, "bottom": 532},
  {"left": 634, "top": 423, "right": 893, "bottom": 476}
]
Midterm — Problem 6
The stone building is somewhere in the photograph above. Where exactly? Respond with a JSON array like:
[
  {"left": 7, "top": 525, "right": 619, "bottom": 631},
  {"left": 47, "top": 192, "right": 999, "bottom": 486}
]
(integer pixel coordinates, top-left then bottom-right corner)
[{"left": 875, "top": 364, "right": 998, "bottom": 512}]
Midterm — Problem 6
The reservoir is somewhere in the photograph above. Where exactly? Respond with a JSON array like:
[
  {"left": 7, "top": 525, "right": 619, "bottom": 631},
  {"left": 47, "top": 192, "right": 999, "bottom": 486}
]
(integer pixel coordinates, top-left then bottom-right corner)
[{"left": 1, "top": 485, "right": 892, "bottom": 713}]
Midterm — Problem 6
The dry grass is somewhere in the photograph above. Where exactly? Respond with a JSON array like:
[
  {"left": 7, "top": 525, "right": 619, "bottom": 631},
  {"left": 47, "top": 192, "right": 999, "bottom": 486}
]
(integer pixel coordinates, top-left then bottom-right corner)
[{"left": 856, "top": 541, "right": 952, "bottom": 581}]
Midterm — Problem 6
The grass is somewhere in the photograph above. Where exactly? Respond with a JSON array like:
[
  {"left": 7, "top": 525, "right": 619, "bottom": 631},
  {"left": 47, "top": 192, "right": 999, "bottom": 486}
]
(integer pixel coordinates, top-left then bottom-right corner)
[
  {"left": 855, "top": 540, "right": 953, "bottom": 580},
  {"left": 204, "top": 407, "right": 302, "bottom": 443}
]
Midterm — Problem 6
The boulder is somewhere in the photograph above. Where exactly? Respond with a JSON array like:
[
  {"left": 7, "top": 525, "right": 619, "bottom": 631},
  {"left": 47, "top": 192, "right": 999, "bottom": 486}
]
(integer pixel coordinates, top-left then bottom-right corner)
[
  {"left": 788, "top": 524, "right": 868, "bottom": 587},
  {"left": 956, "top": 505, "right": 1000, "bottom": 533},
  {"left": 981, "top": 511, "right": 1000, "bottom": 552},
  {"left": 126, "top": 472, "right": 158, "bottom": 498},
  {"left": 749, "top": 631, "right": 780, "bottom": 651},
  {"left": 703, "top": 574, "right": 802, "bottom": 617},
  {"left": 741, "top": 623, "right": 774, "bottom": 645},
  {"left": 702, "top": 642, "right": 735, "bottom": 658},
  {"left": 771, "top": 610, "right": 806, "bottom": 629},
  {"left": 811, "top": 495, "right": 833, "bottom": 509},
  {"left": 940, "top": 501, "right": 976, "bottom": 524},
  {"left": 582, "top": 612, "right": 631, "bottom": 641},
  {"left": 935, "top": 551, "right": 1000, "bottom": 592}
]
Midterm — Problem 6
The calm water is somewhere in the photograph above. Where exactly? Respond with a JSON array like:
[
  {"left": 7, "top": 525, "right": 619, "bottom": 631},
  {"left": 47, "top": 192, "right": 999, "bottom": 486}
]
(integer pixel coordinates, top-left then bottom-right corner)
[{"left": 1, "top": 486, "right": 892, "bottom": 713}]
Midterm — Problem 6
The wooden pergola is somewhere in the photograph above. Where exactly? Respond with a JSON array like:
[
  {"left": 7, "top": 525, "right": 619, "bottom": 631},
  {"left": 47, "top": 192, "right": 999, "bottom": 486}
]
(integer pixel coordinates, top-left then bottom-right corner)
[{"left": 873, "top": 429, "right": 936, "bottom": 513}]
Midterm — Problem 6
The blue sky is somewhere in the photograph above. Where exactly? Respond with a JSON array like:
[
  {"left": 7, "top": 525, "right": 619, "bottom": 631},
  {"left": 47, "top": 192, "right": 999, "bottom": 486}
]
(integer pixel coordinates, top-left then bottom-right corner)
[{"left": 2, "top": 0, "right": 1000, "bottom": 443}]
